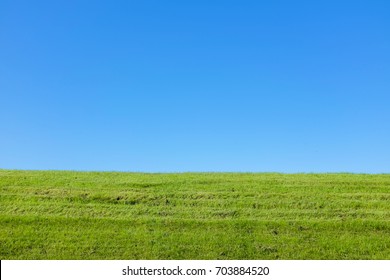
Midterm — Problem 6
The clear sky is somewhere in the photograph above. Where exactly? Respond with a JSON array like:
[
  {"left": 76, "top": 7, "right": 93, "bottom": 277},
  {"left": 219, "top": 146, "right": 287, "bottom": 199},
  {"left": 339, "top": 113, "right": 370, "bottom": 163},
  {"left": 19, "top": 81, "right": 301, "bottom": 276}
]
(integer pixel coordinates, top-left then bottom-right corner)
[{"left": 1, "top": 0, "right": 389, "bottom": 173}]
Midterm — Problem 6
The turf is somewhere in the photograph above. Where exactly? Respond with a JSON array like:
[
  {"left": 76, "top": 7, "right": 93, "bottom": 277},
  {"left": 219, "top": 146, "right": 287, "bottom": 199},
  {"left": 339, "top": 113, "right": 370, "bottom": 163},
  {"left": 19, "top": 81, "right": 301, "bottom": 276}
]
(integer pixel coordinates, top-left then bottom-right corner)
[{"left": 1, "top": 170, "right": 389, "bottom": 259}]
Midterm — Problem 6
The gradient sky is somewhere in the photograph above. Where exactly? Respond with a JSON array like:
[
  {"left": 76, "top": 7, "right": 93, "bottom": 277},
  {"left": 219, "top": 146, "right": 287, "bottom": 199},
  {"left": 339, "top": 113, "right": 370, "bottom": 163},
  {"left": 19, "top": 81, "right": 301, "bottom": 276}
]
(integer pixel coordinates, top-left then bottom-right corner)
[{"left": 1, "top": 0, "right": 389, "bottom": 172}]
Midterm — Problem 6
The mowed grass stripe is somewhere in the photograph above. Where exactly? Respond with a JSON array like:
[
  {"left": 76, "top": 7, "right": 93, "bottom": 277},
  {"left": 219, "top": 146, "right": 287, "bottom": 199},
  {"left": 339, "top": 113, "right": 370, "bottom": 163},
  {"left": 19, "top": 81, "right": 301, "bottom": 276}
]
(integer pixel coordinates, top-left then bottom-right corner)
[{"left": 1, "top": 170, "right": 389, "bottom": 259}]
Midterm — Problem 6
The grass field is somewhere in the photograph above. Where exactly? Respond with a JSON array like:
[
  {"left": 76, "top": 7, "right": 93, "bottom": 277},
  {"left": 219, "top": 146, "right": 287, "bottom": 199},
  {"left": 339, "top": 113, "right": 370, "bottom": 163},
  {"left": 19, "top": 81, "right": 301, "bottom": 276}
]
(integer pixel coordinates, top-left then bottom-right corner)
[{"left": 1, "top": 170, "right": 389, "bottom": 259}]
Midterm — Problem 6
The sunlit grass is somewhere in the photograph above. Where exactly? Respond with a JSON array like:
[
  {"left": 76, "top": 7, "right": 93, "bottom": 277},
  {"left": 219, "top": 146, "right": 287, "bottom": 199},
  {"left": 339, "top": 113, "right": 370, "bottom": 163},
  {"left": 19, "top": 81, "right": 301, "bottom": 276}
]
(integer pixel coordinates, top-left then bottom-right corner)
[{"left": 1, "top": 170, "right": 389, "bottom": 259}]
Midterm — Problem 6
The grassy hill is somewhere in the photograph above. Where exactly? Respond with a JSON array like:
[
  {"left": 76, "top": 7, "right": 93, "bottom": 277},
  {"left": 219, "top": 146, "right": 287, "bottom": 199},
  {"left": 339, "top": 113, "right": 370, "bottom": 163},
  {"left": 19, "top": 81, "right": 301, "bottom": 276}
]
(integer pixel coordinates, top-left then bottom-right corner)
[{"left": 1, "top": 170, "right": 389, "bottom": 259}]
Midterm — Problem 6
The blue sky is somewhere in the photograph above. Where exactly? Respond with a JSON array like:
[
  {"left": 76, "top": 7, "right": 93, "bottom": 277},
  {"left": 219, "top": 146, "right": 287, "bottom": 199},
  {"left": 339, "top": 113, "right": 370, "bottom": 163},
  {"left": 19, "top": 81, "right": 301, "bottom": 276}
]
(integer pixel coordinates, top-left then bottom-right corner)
[{"left": 1, "top": 0, "right": 389, "bottom": 172}]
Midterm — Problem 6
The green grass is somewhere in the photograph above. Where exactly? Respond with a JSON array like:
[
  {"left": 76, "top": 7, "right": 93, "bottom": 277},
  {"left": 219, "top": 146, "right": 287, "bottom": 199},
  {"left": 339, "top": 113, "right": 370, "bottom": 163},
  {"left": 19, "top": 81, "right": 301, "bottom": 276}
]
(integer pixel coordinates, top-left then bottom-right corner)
[{"left": 1, "top": 170, "right": 389, "bottom": 259}]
